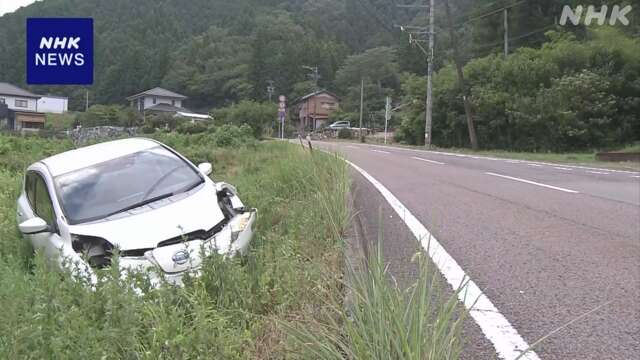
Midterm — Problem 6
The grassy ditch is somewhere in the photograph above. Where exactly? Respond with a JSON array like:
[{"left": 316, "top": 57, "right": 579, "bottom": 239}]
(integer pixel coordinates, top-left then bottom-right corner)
[
  {"left": 0, "top": 133, "right": 349, "bottom": 358},
  {"left": 0, "top": 132, "right": 471, "bottom": 359}
]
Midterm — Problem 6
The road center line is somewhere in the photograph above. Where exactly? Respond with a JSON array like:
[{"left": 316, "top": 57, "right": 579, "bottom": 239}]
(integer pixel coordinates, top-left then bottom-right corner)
[
  {"left": 553, "top": 166, "right": 572, "bottom": 171},
  {"left": 346, "top": 160, "right": 540, "bottom": 360},
  {"left": 371, "top": 149, "right": 391, "bottom": 154},
  {"left": 527, "top": 164, "right": 543, "bottom": 167},
  {"left": 411, "top": 156, "right": 445, "bottom": 165},
  {"left": 486, "top": 172, "right": 579, "bottom": 193},
  {"left": 588, "top": 171, "right": 610, "bottom": 175}
]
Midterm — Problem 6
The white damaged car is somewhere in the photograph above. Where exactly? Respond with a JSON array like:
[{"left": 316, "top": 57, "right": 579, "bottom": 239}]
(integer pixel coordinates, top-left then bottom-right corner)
[{"left": 16, "top": 138, "right": 256, "bottom": 286}]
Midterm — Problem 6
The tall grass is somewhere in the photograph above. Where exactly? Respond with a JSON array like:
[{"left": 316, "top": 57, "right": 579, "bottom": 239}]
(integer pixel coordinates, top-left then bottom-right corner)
[
  {"left": 283, "top": 232, "right": 467, "bottom": 360},
  {"left": 0, "top": 134, "right": 350, "bottom": 358}
]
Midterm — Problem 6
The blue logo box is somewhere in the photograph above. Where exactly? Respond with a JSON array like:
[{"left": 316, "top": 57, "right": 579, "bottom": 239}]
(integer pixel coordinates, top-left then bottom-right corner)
[{"left": 26, "top": 18, "right": 93, "bottom": 85}]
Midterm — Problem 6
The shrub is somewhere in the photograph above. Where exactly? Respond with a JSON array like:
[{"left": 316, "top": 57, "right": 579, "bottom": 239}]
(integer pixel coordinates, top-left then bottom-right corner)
[
  {"left": 74, "top": 105, "right": 143, "bottom": 128},
  {"left": 212, "top": 101, "right": 277, "bottom": 139},
  {"left": 337, "top": 128, "right": 352, "bottom": 139},
  {"left": 176, "top": 120, "right": 208, "bottom": 134}
]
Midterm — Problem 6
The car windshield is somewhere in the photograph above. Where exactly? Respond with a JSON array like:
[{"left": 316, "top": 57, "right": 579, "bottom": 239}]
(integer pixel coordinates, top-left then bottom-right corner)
[{"left": 55, "top": 146, "right": 203, "bottom": 224}]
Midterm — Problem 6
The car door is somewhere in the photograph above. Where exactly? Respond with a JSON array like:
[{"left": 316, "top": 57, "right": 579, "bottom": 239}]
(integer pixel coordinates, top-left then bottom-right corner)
[{"left": 20, "top": 171, "right": 64, "bottom": 261}]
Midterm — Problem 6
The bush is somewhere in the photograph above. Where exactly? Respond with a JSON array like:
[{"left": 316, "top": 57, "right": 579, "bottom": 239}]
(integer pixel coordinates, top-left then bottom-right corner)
[
  {"left": 395, "top": 28, "right": 640, "bottom": 151},
  {"left": 337, "top": 128, "right": 352, "bottom": 139},
  {"left": 74, "top": 105, "right": 143, "bottom": 128},
  {"left": 212, "top": 101, "right": 277, "bottom": 139},
  {"left": 176, "top": 120, "right": 208, "bottom": 134}
]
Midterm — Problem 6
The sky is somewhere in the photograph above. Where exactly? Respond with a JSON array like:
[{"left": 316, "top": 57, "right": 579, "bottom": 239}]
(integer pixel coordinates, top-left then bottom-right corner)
[{"left": 0, "top": 0, "right": 38, "bottom": 17}]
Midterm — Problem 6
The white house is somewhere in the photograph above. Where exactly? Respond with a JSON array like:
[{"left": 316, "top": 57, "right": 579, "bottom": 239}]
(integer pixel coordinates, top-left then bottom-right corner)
[
  {"left": 0, "top": 82, "right": 40, "bottom": 112},
  {"left": 37, "top": 95, "right": 68, "bottom": 114},
  {"left": 0, "top": 82, "right": 46, "bottom": 131},
  {"left": 126, "top": 87, "right": 210, "bottom": 122},
  {"left": 126, "top": 87, "right": 187, "bottom": 112}
]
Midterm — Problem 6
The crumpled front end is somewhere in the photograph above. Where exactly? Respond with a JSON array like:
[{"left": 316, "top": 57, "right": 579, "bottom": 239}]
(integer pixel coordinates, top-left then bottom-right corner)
[
  {"left": 118, "top": 209, "right": 256, "bottom": 287},
  {"left": 68, "top": 181, "right": 256, "bottom": 288}
]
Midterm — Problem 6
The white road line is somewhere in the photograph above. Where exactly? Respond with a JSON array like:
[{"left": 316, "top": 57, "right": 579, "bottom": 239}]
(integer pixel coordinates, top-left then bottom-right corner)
[
  {"left": 411, "top": 156, "right": 445, "bottom": 165},
  {"left": 346, "top": 145, "right": 359, "bottom": 149},
  {"left": 359, "top": 143, "right": 640, "bottom": 175},
  {"left": 347, "top": 160, "right": 540, "bottom": 360},
  {"left": 632, "top": 175, "right": 640, "bottom": 179},
  {"left": 486, "top": 172, "right": 579, "bottom": 194},
  {"left": 527, "top": 164, "right": 543, "bottom": 167},
  {"left": 371, "top": 149, "right": 391, "bottom": 154},
  {"left": 553, "top": 167, "right": 573, "bottom": 171},
  {"left": 588, "top": 171, "right": 610, "bottom": 175}
]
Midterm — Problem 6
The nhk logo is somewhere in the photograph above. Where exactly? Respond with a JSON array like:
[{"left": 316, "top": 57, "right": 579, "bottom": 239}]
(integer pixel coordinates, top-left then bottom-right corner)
[
  {"left": 559, "top": 5, "right": 632, "bottom": 26},
  {"left": 27, "top": 18, "right": 93, "bottom": 85}
]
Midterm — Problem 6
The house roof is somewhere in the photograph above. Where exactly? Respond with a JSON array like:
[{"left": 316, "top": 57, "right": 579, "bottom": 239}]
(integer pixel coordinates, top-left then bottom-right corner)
[
  {"left": 0, "top": 82, "right": 40, "bottom": 99},
  {"left": 294, "top": 90, "right": 339, "bottom": 104},
  {"left": 144, "top": 103, "right": 191, "bottom": 113},
  {"left": 126, "top": 87, "right": 187, "bottom": 100}
]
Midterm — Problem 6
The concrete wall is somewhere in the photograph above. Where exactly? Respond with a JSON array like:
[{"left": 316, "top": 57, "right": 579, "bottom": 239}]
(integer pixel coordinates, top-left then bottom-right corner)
[{"left": 37, "top": 96, "right": 68, "bottom": 114}]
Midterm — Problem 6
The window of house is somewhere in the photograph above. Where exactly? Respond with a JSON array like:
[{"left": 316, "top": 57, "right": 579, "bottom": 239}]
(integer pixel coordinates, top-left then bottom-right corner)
[
  {"left": 22, "top": 122, "right": 44, "bottom": 129},
  {"left": 153, "top": 97, "right": 157, "bottom": 104},
  {"left": 171, "top": 100, "right": 175, "bottom": 106},
  {"left": 0, "top": 97, "right": 5, "bottom": 104},
  {"left": 15, "top": 99, "right": 28, "bottom": 108}
]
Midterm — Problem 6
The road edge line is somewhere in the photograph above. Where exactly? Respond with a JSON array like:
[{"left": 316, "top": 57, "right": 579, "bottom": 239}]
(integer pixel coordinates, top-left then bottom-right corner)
[{"left": 344, "top": 159, "right": 541, "bottom": 360}]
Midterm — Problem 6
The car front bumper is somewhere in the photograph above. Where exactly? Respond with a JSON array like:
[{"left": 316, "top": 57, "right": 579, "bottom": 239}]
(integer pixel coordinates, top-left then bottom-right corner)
[{"left": 119, "top": 209, "right": 257, "bottom": 287}]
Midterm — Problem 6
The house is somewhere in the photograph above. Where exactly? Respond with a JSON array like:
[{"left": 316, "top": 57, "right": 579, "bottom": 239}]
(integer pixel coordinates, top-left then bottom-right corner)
[
  {"left": 294, "top": 90, "right": 340, "bottom": 131},
  {"left": 126, "top": 87, "right": 210, "bottom": 122},
  {"left": 37, "top": 95, "right": 68, "bottom": 114},
  {"left": 127, "top": 87, "right": 187, "bottom": 112},
  {"left": 0, "top": 82, "right": 46, "bottom": 131}
]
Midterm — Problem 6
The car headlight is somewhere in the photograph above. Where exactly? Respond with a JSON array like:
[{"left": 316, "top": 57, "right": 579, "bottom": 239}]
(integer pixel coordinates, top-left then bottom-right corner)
[
  {"left": 230, "top": 212, "right": 252, "bottom": 242},
  {"left": 71, "top": 234, "right": 114, "bottom": 269}
]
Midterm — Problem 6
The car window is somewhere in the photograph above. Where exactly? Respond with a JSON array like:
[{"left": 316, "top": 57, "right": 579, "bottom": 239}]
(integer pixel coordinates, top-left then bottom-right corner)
[
  {"left": 33, "top": 173, "right": 55, "bottom": 225},
  {"left": 25, "top": 172, "right": 36, "bottom": 209},
  {"left": 54, "top": 146, "right": 203, "bottom": 224}
]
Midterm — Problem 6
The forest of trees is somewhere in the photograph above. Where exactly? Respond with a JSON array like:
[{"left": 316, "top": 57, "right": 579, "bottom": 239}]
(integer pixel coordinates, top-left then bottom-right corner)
[{"left": 0, "top": 0, "right": 637, "bottom": 151}]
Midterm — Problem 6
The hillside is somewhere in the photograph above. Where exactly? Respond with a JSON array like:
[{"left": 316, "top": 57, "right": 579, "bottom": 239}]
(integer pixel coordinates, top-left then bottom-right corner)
[{"left": 0, "top": 0, "right": 637, "bottom": 151}]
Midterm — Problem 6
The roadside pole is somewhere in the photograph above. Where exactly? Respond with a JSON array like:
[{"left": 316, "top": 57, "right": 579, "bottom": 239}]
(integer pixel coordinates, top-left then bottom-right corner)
[
  {"left": 359, "top": 78, "right": 364, "bottom": 143},
  {"left": 384, "top": 96, "right": 391, "bottom": 144},
  {"left": 425, "top": 0, "right": 434, "bottom": 148},
  {"left": 278, "top": 95, "right": 286, "bottom": 139}
]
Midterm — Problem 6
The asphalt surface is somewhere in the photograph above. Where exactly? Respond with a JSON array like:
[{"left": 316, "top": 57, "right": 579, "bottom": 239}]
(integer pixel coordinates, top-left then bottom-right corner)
[{"left": 316, "top": 141, "right": 640, "bottom": 360}]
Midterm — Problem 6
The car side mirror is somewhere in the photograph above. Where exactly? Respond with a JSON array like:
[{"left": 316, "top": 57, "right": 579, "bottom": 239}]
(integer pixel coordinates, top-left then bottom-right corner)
[
  {"left": 19, "top": 217, "right": 50, "bottom": 235},
  {"left": 198, "top": 162, "right": 212, "bottom": 176}
]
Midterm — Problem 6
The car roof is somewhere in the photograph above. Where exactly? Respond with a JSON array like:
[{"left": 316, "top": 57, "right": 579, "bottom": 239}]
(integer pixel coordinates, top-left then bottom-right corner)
[{"left": 40, "top": 138, "right": 160, "bottom": 177}]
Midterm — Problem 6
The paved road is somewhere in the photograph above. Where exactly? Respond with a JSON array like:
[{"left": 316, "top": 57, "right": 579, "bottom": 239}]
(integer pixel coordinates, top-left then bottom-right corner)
[{"left": 315, "top": 141, "right": 640, "bottom": 360}]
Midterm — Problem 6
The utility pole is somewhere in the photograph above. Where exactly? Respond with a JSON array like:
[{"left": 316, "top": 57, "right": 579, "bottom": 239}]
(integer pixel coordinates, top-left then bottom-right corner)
[
  {"left": 504, "top": 8, "right": 509, "bottom": 57},
  {"left": 384, "top": 96, "right": 391, "bottom": 144},
  {"left": 359, "top": 78, "right": 364, "bottom": 143},
  {"left": 444, "top": 0, "right": 479, "bottom": 150},
  {"left": 425, "top": 0, "right": 435, "bottom": 148},
  {"left": 397, "top": 1, "right": 434, "bottom": 148}
]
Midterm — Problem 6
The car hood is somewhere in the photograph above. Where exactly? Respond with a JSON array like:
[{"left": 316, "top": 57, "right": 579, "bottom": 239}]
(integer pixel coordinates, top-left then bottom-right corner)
[{"left": 68, "top": 182, "right": 225, "bottom": 251}]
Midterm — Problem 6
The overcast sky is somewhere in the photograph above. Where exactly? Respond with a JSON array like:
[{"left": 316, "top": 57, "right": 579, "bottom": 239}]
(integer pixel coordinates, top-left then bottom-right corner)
[{"left": 0, "top": 0, "right": 38, "bottom": 17}]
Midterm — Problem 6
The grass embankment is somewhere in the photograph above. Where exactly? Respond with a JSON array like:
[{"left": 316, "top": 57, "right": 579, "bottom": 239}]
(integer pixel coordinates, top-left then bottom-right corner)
[
  {"left": 0, "top": 133, "right": 350, "bottom": 358},
  {"left": 0, "top": 132, "right": 469, "bottom": 359}
]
